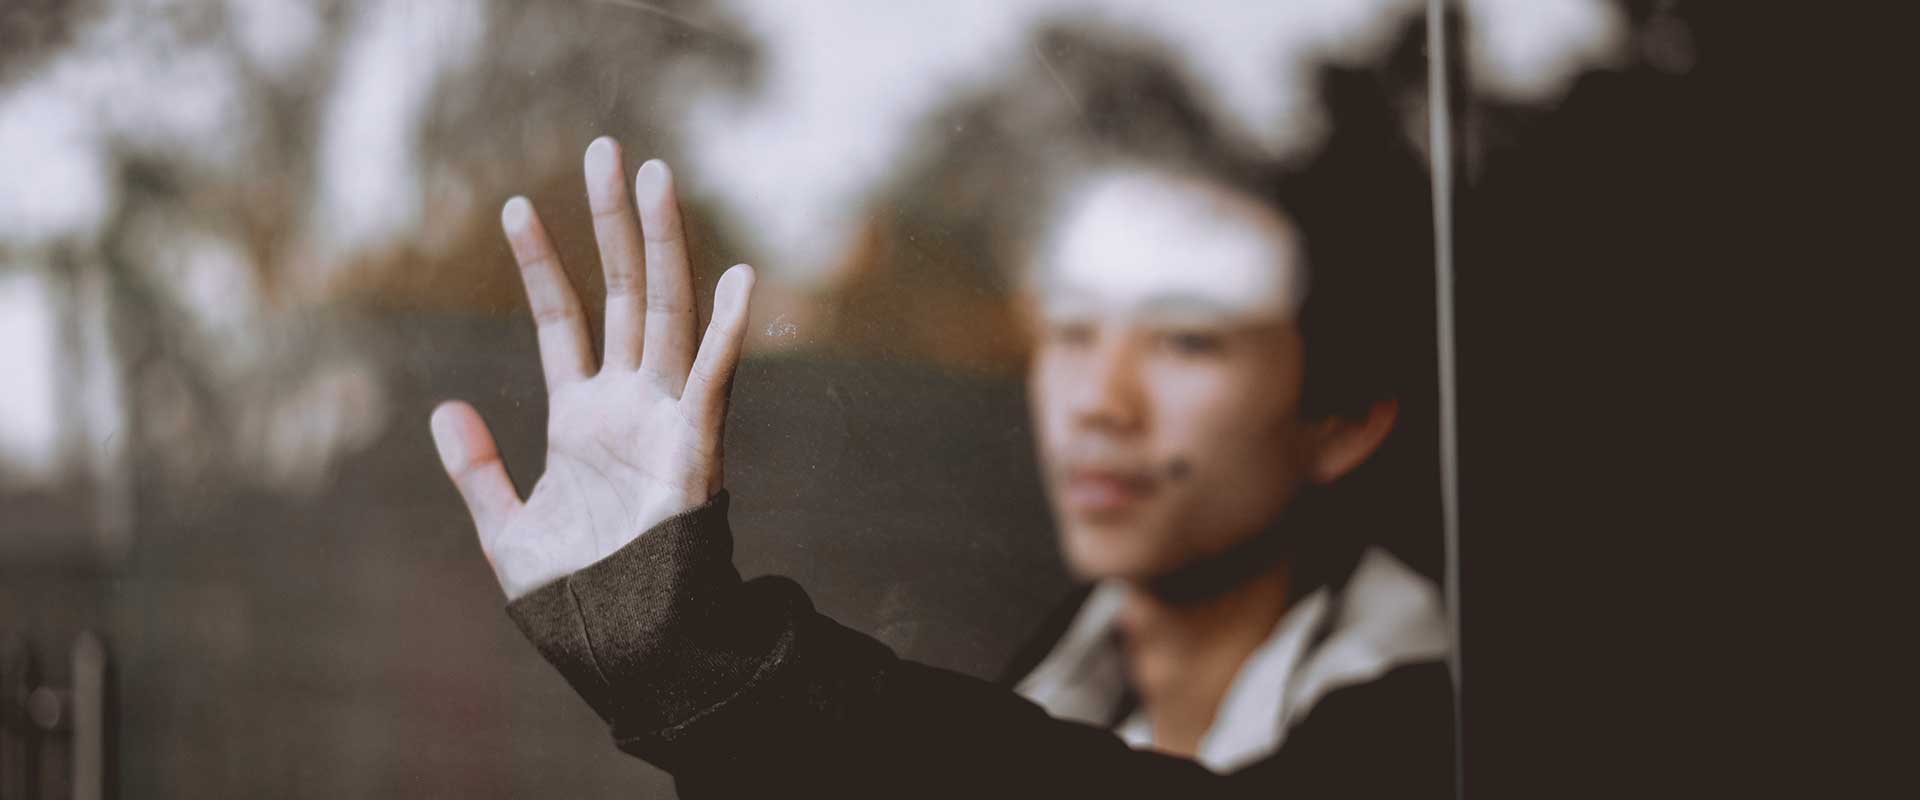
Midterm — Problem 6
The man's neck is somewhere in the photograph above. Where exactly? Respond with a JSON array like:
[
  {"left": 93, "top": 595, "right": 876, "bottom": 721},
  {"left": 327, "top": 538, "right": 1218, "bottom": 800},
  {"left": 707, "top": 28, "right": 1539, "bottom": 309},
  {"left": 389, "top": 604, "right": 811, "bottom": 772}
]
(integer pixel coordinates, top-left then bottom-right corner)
[{"left": 1116, "top": 561, "right": 1293, "bottom": 759}]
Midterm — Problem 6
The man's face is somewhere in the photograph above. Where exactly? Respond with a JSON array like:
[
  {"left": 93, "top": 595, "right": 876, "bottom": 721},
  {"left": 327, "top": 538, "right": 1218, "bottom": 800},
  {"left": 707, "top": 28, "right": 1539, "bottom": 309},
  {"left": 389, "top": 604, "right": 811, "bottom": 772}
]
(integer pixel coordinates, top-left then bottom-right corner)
[{"left": 1028, "top": 168, "right": 1318, "bottom": 583}]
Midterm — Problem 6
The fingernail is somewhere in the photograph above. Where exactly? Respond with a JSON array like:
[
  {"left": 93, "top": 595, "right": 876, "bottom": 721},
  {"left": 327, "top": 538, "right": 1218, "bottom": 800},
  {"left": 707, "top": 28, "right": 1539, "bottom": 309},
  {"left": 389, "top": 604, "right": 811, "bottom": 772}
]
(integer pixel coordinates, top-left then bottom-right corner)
[
  {"left": 635, "top": 159, "right": 670, "bottom": 204},
  {"left": 584, "top": 138, "right": 618, "bottom": 204},
  {"left": 501, "top": 196, "right": 531, "bottom": 234}
]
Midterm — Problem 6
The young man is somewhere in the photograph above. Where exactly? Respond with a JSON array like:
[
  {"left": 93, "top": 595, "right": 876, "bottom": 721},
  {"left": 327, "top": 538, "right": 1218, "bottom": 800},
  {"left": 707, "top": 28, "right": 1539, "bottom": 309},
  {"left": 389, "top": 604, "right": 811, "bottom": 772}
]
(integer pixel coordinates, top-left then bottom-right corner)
[{"left": 428, "top": 84, "right": 1451, "bottom": 796}]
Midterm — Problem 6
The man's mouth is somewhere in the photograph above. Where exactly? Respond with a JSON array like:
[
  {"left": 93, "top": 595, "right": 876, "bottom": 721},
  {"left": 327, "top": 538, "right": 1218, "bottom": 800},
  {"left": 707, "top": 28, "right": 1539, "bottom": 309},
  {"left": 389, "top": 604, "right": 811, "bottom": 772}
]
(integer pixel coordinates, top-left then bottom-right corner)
[{"left": 1061, "top": 466, "right": 1158, "bottom": 516}]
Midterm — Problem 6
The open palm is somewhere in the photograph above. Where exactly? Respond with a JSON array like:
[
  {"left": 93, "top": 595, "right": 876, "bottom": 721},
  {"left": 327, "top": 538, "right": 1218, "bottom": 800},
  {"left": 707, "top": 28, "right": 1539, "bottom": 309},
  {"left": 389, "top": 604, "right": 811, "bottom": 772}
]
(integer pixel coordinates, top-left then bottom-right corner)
[{"left": 430, "top": 138, "right": 755, "bottom": 601}]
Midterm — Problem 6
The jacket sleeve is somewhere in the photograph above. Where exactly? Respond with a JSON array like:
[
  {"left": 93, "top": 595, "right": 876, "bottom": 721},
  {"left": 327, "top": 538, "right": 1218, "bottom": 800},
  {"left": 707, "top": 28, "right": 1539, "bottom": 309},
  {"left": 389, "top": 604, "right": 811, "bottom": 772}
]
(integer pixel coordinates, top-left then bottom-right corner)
[{"left": 503, "top": 492, "right": 1437, "bottom": 798}]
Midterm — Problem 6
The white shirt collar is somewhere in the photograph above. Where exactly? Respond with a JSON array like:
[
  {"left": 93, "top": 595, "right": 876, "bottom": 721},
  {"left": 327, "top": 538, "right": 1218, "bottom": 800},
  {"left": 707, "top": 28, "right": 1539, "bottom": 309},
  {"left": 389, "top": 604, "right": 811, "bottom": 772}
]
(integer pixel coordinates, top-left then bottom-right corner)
[{"left": 1015, "top": 547, "right": 1449, "bottom": 773}]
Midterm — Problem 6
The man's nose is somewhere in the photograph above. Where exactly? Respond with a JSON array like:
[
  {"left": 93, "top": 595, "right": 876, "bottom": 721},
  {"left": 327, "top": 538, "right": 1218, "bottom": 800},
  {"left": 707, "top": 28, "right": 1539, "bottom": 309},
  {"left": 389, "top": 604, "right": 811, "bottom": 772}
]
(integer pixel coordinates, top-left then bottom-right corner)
[{"left": 1071, "top": 335, "right": 1145, "bottom": 432}]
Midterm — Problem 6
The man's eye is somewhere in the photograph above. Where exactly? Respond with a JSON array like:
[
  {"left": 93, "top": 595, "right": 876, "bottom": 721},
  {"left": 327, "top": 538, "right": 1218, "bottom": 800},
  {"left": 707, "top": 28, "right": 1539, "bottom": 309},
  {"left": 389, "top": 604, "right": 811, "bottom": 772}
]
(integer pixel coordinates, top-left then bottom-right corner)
[
  {"left": 1160, "top": 331, "right": 1226, "bottom": 355},
  {"left": 1045, "top": 321, "right": 1095, "bottom": 347}
]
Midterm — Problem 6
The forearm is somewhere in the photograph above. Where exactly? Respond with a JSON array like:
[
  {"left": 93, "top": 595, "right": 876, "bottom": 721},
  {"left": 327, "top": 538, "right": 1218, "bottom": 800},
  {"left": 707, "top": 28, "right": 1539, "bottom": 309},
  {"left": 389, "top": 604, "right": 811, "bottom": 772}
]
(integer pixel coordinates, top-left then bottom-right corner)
[
  {"left": 503, "top": 492, "right": 792, "bottom": 746},
  {"left": 505, "top": 492, "right": 1246, "bottom": 796}
]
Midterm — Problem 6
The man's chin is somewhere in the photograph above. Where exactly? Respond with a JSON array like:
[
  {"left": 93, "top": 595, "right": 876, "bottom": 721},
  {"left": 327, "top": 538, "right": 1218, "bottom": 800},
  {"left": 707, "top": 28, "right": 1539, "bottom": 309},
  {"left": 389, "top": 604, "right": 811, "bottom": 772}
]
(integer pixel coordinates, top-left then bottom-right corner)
[{"left": 1058, "top": 525, "right": 1176, "bottom": 584}]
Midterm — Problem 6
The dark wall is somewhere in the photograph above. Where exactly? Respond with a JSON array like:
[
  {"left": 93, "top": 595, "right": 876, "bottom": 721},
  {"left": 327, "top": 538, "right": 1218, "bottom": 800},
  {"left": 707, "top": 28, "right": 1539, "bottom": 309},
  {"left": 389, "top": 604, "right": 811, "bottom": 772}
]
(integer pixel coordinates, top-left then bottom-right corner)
[{"left": 1453, "top": 4, "right": 1864, "bottom": 796}]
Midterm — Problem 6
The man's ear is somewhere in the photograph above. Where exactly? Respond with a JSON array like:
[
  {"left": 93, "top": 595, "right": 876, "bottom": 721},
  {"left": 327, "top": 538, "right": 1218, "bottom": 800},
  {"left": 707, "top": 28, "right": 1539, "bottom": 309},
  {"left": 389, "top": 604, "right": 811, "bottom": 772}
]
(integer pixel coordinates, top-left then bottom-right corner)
[{"left": 1308, "top": 399, "right": 1399, "bottom": 485}]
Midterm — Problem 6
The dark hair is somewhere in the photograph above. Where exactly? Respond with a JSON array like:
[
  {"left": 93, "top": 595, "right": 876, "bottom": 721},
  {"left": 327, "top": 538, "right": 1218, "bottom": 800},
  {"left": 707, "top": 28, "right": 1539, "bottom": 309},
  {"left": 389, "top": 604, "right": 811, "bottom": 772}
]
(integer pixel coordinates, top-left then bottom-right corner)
[{"left": 1051, "top": 41, "right": 1436, "bottom": 427}]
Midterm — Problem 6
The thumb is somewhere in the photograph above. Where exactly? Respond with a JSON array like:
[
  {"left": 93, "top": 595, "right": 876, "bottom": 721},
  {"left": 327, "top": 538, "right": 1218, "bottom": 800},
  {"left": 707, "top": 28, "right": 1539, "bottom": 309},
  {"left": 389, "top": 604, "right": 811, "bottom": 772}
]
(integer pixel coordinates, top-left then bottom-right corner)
[{"left": 430, "top": 400, "right": 523, "bottom": 552}]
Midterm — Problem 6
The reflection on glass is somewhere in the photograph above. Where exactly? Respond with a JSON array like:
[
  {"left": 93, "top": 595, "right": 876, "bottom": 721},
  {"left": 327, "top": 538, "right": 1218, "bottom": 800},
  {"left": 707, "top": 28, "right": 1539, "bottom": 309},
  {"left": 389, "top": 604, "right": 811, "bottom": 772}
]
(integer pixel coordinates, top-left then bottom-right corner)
[{"left": 0, "top": 0, "right": 1664, "bottom": 795}]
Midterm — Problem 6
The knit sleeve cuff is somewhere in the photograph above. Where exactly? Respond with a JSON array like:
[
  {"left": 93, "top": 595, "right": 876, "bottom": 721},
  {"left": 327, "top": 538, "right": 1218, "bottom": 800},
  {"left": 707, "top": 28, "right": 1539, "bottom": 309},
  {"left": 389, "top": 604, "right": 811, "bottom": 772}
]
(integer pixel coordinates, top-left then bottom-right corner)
[{"left": 505, "top": 491, "right": 760, "bottom": 726}]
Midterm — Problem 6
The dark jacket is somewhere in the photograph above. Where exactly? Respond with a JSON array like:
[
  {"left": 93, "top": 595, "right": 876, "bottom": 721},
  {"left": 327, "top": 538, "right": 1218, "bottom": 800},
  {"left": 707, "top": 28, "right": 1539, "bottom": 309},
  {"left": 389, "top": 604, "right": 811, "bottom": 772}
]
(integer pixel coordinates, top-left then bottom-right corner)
[{"left": 506, "top": 492, "right": 1455, "bottom": 798}]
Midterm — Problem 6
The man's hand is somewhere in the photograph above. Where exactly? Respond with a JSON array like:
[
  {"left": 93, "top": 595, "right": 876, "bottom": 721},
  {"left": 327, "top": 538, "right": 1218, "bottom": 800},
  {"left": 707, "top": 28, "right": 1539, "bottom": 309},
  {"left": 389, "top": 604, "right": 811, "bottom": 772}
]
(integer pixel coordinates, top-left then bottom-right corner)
[{"left": 430, "top": 137, "right": 756, "bottom": 601}]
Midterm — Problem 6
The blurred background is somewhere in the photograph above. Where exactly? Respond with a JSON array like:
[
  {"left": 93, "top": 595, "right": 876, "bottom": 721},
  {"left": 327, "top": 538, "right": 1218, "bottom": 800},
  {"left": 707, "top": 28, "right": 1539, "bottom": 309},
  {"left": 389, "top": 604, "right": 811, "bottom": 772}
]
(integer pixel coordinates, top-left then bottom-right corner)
[{"left": 0, "top": 0, "right": 1701, "bottom": 797}]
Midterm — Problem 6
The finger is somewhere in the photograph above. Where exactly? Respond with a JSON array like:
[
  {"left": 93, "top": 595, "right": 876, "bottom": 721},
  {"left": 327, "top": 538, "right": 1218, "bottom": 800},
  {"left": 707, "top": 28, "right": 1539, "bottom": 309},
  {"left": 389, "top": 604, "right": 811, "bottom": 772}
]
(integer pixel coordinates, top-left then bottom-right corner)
[
  {"left": 502, "top": 196, "right": 594, "bottom": 392},
  {"left": 430, "top": 400, "right": 523, "bottom": 551},
  {"left": 634, "top": 159, "right": 698, "bottom": 393},
  {"left": 584, "top": 137, "right": 646, "bottom": 371},
  {"left": 681, "top": 264, "right": 756, "bottom": 431}
]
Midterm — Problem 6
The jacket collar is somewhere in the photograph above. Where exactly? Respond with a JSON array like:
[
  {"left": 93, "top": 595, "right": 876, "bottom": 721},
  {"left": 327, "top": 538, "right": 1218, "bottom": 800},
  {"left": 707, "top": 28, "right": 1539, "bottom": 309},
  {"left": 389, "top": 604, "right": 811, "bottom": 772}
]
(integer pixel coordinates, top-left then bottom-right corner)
[{"left": 1014, "top": 547, "right": 1448, "bottom": 772}]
